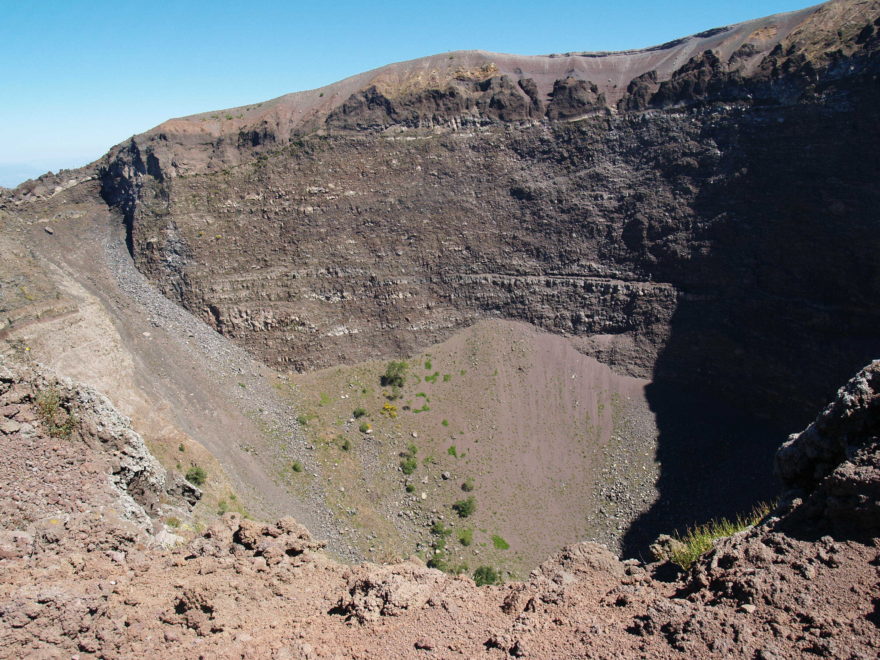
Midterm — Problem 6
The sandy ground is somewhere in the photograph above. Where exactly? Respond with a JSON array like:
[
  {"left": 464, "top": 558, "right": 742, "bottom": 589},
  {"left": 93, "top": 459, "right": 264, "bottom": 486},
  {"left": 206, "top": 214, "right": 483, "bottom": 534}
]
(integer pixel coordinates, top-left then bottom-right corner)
[{"left": 286, "top": 319, "right": 660, "bottom": 576}]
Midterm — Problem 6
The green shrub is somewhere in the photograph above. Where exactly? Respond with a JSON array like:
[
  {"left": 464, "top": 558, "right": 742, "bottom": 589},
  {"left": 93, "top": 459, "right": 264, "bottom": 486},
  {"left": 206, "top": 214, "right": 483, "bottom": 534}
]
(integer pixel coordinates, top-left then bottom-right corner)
[
  {"left": 670, "top": 502, "right": 772, "bottom": 570},
  {"left": 405, "top": 483, "right": 415, "bottom": 493},
  {"left": 461, "top": 478, "right": 475, "bottom": 492},
  {"left": 359, "top": 422, "right": 370, "bottom": 433},
  {"left": 353, "top": 407, "right": 367, "bottom": 418},
  {"left": 291, "top": 460, "right": 304, "bottom": 473},
  {"left": 178, "top": 443, "right": 185, "bottom": 452},
  {"left": 473, "top": 565, "right": 500, "bottom": 586},
  {"left": 381, "top": 361, "right": 407, "bottom": 388},
  {"left": 443, "top": 374, "right": 452, "bottom": 382},
  {"left": 35, "top": 389, "right": 77, "bottom": 438},
  {"left": 340, "top": 438, "right": 351, "bottom": 451},
  {"left": 400, "top": 457, "right": 417, "bottom": 475},
  {"left": 441, "top": 419, "right": 449, "bottom": 427},
  {"left": 453, "top": 496, "right": 476, "bottom": 518},
  {"left": 431, "top": 521, "right": 451, "bottom": 538},
  {"left": 186, "top": 465, "right": 207, "bottom": 486},
  {"left": 458, "top": 528, "right": 473, "bottom": 546},
  {"left": 491, "top": 534, "right": 510, "bottom": 550},
  {"left": 424, "top": 359, "right": 432, "bottom": 370},
  {"left": 218, "top": 499, "right": 229, "bottom": 514},
  {"left": 447, "top": 445, "right": 458, "bottom": 457}
]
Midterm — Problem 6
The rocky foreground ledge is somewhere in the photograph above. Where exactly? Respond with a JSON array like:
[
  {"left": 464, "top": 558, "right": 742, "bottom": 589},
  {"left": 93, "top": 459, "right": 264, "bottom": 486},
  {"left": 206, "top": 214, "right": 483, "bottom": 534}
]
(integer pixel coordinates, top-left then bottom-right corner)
[{"left": 0, "top": 358, "right": 878, "bottom": 658}]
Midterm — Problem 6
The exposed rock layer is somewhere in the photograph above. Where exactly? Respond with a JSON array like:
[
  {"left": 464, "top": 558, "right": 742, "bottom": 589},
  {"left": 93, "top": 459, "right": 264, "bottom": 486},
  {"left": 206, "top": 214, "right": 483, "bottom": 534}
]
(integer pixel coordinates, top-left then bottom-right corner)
[{"left": 90, "top": 0, "right": 880, "bottom": 425}]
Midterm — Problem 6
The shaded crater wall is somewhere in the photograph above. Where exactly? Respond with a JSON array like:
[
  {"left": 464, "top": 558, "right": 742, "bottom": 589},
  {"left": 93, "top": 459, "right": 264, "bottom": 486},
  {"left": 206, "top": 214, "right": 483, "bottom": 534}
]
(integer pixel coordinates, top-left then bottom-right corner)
[{"left": 97, "top": 7, "right": 880, "bottom": 430}]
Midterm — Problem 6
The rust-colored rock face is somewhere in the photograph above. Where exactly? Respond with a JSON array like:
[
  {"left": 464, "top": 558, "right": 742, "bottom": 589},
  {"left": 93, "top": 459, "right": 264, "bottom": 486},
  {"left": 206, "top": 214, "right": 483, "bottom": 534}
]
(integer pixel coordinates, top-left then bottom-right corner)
[{"left": 98, "top": 0, "right": 880, "bottom": 427}]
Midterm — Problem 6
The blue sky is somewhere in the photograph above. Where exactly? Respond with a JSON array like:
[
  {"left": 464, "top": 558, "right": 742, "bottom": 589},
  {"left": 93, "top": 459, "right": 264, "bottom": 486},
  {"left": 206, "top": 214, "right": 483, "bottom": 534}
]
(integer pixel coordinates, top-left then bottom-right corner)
[{"left": 0, "top": 0, "right": 814, "bottom": 187}]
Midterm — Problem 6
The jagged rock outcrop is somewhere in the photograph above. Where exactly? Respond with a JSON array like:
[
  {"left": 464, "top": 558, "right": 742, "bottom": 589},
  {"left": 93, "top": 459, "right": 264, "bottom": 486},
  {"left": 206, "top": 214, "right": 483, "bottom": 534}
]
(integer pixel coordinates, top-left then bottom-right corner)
[
  {"left": 776, "top": 360, "right": 880, "bottom": 538},
  {"left": 0, "top": 356, "right": 198, "bottom": 538}
]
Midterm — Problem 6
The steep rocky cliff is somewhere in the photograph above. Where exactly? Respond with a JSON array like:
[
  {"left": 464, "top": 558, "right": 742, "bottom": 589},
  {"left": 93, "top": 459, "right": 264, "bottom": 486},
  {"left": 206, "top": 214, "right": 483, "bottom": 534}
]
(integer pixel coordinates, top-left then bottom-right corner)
[{"left": 94, "top": 0, "right": 880, "bottom": 429}]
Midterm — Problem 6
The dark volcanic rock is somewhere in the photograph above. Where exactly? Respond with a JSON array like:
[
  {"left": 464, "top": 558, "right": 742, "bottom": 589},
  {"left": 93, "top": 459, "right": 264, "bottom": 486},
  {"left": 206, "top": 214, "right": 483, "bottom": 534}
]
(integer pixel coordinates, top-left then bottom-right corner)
[{"left": 776, "top": 360, "right": 880, "bottom": 538}]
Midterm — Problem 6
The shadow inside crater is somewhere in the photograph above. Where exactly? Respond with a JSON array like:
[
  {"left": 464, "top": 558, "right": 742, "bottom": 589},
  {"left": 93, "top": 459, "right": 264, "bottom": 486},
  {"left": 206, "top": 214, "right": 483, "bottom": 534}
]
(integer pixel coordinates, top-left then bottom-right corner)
[{"left": 619, "top": 82, "right": 880, "bottom": 560}]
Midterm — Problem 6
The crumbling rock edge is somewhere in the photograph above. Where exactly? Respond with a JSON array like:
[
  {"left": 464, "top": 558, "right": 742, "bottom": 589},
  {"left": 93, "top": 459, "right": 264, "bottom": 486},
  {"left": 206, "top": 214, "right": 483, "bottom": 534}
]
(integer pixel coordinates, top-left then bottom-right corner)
[{"left": 1, "top": 359, "right": 878, "bottom": 657}]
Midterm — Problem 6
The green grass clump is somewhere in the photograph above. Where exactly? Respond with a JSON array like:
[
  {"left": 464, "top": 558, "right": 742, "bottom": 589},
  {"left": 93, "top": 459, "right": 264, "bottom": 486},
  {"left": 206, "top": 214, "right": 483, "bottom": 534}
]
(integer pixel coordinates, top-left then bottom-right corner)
[
  {"left": 441, "top": 419, "right": 449, "bottom": 427},
  {"left": 185, "top": 465, "right": 207, "bottom": 486},
  {"left": 35, "top": 389, "right": 77, "bottom": 438},
  {"left": 352, "top": 407, "right": 367, "bottom": 418},
  {"left": 670, "top": 502, "right": 772, "bottom": 570},
  {"left": 473, "top": 565, "right": 500, "bottom": 586},
  {"left": 381, "top": 361, "right": 407, "bottom": 388},
  {"left": 400, "top": 457, "right": 417, "bottom": 475},
  {"left": 453, "top": 496, "right": 476, "bottom": 518},
  {"left": 491, "top": 534, "right": 510, "bottom": 550},
  {"left": 291, "top": 460, "right": 304, "bottom": 473},
  {"left": 447, "top": 445, "right": 458, "bottom": 457},
  {"left": 359, "top": 422, "right": 371, "bottom": 433},
  {"left": 461, "top": 478, "right": 475, "bottom": 492},
  {"left": 458, "top": 528, "right": 473, "bottom": 546}
]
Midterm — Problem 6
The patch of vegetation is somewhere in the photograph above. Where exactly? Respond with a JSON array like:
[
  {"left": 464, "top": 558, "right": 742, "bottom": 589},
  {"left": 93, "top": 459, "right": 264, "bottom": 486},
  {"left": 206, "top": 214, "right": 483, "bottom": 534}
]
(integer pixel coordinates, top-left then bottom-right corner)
[
  {"left": 319, "top": 392, "right": 332, "bottom": 406},
  {"left": 431, "top": 521, "right": 451, "bottom": 538},
  {"left": 458, "top": 528, "right": 473, "bottom": 546},
  {"left": 380, "top": 360, "right": 407, "bottom": 388},
  {"left": 178, "top": 443, "right": 185, "bottom": 452},
  {"left": 340, "top": 438, "right": 351, "bottom": 452},
  {"left": 400, "top": 443, "right": 418, "bottom": 475},
  {"left": 359, "top": 422, "right": 371, "bottom": 433},
  {"left": 670, "top": 502, "right": 772, "bottom": 570},
  {"left": 405, "top": 483, "right": 415, "bottom": 493},
  {"left": 424, "top": 359, "right": 432, "bottom": 370},
  {"left": 443, "top": 374, "right": 452, "bottom": 382},
  {"left": 413, "top": 403, "right": 430, "bottom": 413},
  {"left": 166, "top": 517, "right": 181, "bottom": 529},
  {"left": 491, "top": 534, "right": 510, "bottom": 550},
  {"left": 441, "top": 419, "right": 449, "bottom": 427},
  {"left": 185, "top": 465, "right": 207, "bottom": 486},
  {"left": 381, "top": 402, "right": 398, "bottom": 418},
  {"left": 218, "top": 499, "right": 229, "bottom": 514},
  {"left": 291, "top": 460, "right": 304, "bottom": 473},
  {"left": 35, "top": 388, "right": 77, "bottom": 439},
  {"left": 296, "top": 412, "right": 317, "bottom": 426},
  {"left": 447, "top": 445, "right": 458, "bottom": 457},
  {"left": 473, "top": 565, "right": 500, "bottom": 586},
  {"left": 424, "top": 371, "right": 440, "bottom": 383},
  {"left": 352, "top": 407, "right": 367, "bottom": 418},
  {"left": 422, "top": 455, "right": 437, "bottom": 466},
  {"left": 453, "top": 496, "right": 476, "bottom": 518},
  {"left": 461, "top": 478, "right": 475, "bottom": 492}
]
